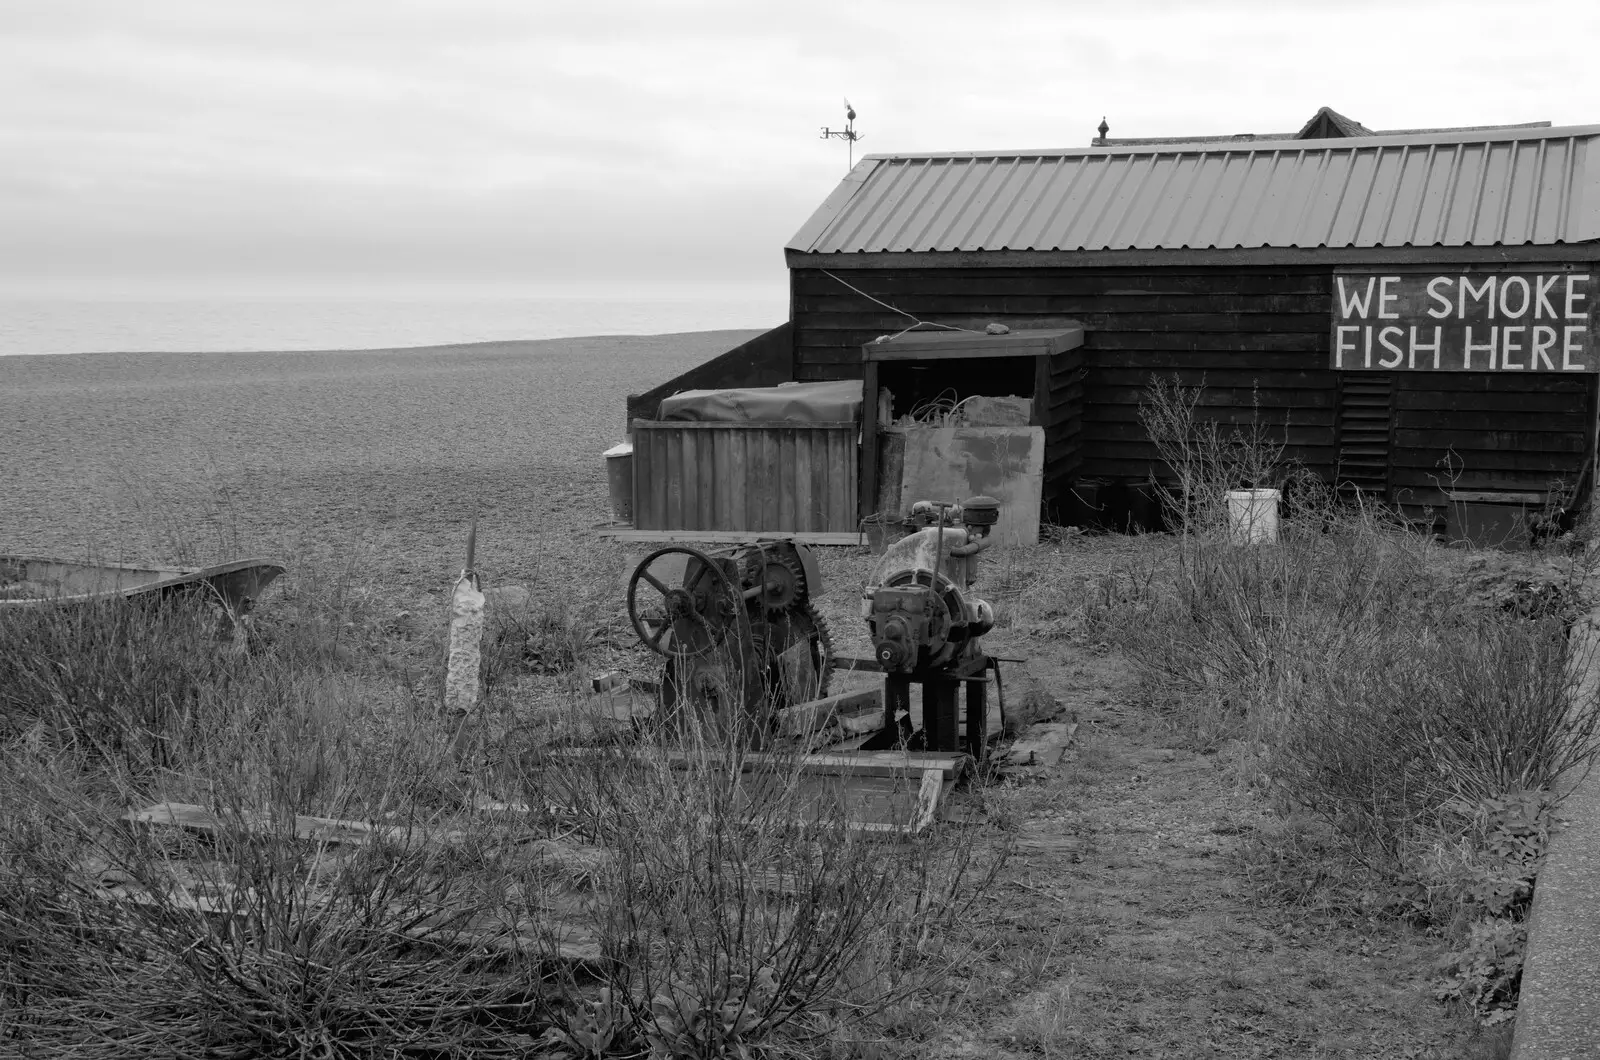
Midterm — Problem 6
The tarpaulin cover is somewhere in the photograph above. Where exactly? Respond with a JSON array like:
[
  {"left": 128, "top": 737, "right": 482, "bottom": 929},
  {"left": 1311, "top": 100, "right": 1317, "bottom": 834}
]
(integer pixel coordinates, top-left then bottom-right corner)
[{"left": 657, "top": 380, "right": 863, "bottom": 423}]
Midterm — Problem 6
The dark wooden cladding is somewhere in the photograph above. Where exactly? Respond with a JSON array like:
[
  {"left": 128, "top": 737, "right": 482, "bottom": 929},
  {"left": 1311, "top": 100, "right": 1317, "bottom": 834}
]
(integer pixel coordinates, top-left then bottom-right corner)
[
  {"left": 630, "top": 420, "right": 857, "bottom": 533},
  {"left": 1040, "top": 347, "right": 1085, "bottom": 512},
  {"left": 791, "top": 264, "right": 1598, "bottom": 513},
  {"left": 626, "top": 323, "right": 792, "bottom": 426}
]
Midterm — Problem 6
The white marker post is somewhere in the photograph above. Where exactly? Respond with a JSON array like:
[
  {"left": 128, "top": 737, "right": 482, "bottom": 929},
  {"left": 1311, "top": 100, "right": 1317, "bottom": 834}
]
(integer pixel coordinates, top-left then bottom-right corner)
[{"left": 445, "top": 521, "right": 485, "bottom": 765}]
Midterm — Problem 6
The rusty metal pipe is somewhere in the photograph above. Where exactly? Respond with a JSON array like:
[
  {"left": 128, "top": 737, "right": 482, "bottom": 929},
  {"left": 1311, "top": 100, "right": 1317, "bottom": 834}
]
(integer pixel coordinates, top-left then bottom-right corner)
[{"left": 948, "top": 536, "right": 994, "bottom": 558}]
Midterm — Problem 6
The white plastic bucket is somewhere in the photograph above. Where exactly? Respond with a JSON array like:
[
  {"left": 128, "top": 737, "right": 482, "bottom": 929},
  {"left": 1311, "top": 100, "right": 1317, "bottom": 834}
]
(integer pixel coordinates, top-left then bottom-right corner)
[{"left": 1226, "top": 488, "right": 1280, "bottom": 545}]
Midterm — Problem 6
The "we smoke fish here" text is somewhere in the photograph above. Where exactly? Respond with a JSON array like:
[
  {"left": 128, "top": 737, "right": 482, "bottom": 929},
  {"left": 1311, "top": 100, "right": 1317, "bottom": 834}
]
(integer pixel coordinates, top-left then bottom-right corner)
[{"left": 1329, "top": 271, "right": 1596, "bottom": 373}]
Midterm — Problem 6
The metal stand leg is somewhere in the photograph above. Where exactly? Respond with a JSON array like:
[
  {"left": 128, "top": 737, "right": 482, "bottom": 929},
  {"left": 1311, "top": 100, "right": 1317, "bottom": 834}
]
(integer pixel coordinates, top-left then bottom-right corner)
[
  {"left": 924, "top": 678, "right": 959, "bottom": 752},
  {"left": 965, "top": 675, "right": 988, "bottom": 760},
  {"left": 884, "top": 675, "right": 912, "bottom": 744}
]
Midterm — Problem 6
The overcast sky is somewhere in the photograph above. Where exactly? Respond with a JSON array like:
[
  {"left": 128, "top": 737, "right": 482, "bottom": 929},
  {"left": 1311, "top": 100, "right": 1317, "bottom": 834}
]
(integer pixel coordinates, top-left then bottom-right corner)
[{"left": 3, "top": 0, "right": 1598, "bottom": 298}]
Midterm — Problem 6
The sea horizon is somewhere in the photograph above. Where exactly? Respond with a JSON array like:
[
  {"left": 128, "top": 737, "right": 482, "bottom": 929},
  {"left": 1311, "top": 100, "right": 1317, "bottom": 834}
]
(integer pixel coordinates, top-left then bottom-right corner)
[{"left": 0, "top": 282, "right": 788, "bottom": 357}]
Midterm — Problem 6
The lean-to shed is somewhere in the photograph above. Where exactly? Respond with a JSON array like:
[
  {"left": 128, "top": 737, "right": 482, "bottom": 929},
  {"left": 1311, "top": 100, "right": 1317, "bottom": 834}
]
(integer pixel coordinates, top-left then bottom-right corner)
[{"left": 630, "top": 109, "right": 1600, "bottom": 534}]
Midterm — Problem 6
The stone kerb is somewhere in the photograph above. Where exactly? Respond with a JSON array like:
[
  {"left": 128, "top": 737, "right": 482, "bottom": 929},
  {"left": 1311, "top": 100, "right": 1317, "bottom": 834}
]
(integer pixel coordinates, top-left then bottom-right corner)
[{"left": 1510, "top": 607, "right": 1600, "bottom": 1059}]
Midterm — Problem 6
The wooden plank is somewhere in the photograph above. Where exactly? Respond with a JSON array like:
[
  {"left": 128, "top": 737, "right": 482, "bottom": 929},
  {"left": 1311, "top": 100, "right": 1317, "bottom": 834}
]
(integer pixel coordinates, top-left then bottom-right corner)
[
  {"left": 1389, "top": 448, "right": 1584, "bottom": 470},
  {"left": 665, "top": 429, "right": 684, "bottom": 529},
  {"left": 1086, "top": 421, "right": 1332, "bottom": 444},
  {"left": 863, "top": 327, "right": 1084, "bottom": 361},
  {"left": 695, "top": 431, "right": 715, "bottom": 531},
  {"left": 1393, "top": 374, "right": 1592, "bottom": 394},
  {"left": 1083, "top": 404, "right": 1336, "bottom": 427},
  {"left": 800, "top": 293, "right": 1330, "bottom": 315},
  {"left": 1445, "top": 490, "right": 1549, "bottom": 504},
  {"left": 762, "top": 430, "right": 781, "bottom": 531},
  {"left": 793, "top": 430, "right": 815, "bottom": 531},
  {"left": 781, "top": 430, "right": 799, "bottom": 531},
  {"left": 1395, "top": 392, "right": 1590, "bottom": 413},
  {"left": 1031, "top": 354, "right": 1050, "bottom": 427},
  {"left": 815, "top": 312, "right": 1329, "bottom": 334},
  {"left": 652, "top": 430, "right": 670, "bottom": 532},
  {"left": 775, "top": 687, "right": 883, "bottom": 737},
  {"left": 681, "top": 428, "right": 701, "bottom": 530},
  {"left": 631, "top": 428, "right": 652, "bottom": 529},
  {"left": 839, "top": 429, "right": 856, "bottom": 529},
  {"left": 794, "top": 265, "right": 1330, "bottom": 290},
  {"left": 595, "top": 529, "right": 865, "bottom": 545},
  {"left": 1394, "top": 429, "right": 1586, "bottom": 452},
  {"left": 1086, "top": 384, "right": 1336, "bottom": 406},
  {"left": 1392, "top": 467, "right": 1577, "bottom": 491},
  {"left": 791, "top": 268, "right": 1334, "bottom": 297},
  {"left": 1394, "top": 410, "right": 1590, "bottom": 432},
  {"left": 738, "top": 431, "right": 760, "bottom": 530},
  {"left": 658, "top": 749, "right": 971, "bottom": 780},
  {"left": 798, "top": 330, "right": 1326, "bottom": 357},
  {"left": 123, "top": 802, "right": 467, "bottom": 849},
  {"left": 1328, "top": 271, "right": 1599, "bottom": 375},
  {"left": 806, "top": 348, "right": 1327, "bottom": 373}
]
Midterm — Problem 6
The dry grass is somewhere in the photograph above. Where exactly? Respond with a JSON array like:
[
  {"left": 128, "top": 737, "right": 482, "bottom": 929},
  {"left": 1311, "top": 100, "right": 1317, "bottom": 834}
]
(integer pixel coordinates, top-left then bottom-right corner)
[{"left": 3, "top": 343, "right": 1579, "bottom": 1058}]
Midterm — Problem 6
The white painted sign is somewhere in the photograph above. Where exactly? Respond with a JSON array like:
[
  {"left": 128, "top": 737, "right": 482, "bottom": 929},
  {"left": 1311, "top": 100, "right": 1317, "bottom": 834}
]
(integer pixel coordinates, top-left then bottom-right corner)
[{"left": 1329, "top": 271, "right": 1598, "bottom": 373}]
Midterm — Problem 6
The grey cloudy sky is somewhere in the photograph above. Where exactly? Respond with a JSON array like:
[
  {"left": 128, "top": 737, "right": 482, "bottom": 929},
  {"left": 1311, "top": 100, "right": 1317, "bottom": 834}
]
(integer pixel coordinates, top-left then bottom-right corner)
[{"left": 3, "top": 0, "right": 1598, "bottom": 297}]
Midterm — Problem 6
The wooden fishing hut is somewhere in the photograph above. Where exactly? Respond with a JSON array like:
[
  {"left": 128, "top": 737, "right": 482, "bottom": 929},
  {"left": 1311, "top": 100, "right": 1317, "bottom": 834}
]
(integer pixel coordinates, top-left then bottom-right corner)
[{"left": 621, "top": 109, "right": 1600, "bottom": 541}]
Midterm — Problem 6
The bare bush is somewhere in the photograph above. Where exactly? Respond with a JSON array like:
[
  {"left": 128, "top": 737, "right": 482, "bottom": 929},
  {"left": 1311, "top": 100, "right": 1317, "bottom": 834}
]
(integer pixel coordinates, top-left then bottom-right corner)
[
  {"left": 1112, "top": 376, "right": 1600, "bottom": 868},
  {"left": 1272, "top": 615, "right": 1600, "bottom": 866},
  {"left": 0, "top": 598, "right": 229, "bottom": 772},
  {"left": 1137, "top": 375, "right": 1288, "bottom": 533},
  {"left": 2, "top": 538, "right": 1003, "bottom": 1058},
  {"left": 0, "top": 761, "right": 547, "bottom": 1058},
  {"left": 520, "top": 719, "right": 1004, "bottom": 1057}
]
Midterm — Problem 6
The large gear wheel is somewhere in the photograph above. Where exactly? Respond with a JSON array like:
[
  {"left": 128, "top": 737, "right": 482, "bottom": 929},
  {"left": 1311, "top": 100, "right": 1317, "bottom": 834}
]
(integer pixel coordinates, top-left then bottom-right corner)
[
  {"left": 757, "top": 551, "right": 810, "bottom": 616},
  {"left": 742, "top": 603, "right": 833, "bottom": 714},
  {"left": 802, "top": 602, "right": 835, "bottom": 700}
]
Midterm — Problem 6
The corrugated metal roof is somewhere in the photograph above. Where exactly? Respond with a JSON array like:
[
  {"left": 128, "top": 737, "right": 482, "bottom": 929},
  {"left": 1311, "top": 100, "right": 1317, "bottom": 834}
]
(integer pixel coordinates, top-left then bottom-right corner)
[{"left": 786, "top": 124, "right": 1600, "bottom": 255}]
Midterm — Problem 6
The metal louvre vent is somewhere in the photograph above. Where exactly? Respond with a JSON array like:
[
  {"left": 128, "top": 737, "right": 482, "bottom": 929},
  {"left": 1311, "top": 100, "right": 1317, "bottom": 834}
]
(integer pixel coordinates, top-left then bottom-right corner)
[{"left": 1336, "top": 373, "right": 1394, "bottom": 498}]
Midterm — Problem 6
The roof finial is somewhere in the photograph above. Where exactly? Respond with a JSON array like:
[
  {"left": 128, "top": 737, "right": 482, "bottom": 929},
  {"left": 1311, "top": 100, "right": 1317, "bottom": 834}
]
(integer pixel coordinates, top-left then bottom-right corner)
[{"left": 1096, "top": 117, "right": 1110, "bottom": 145}]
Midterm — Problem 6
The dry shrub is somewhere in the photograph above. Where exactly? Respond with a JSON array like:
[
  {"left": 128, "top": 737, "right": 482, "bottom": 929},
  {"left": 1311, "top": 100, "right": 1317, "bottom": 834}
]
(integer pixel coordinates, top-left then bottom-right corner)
[
  {"left": 1272, "top": 614, "right": 1600, "bottom": 865},
  {"left": 0, "top": 758, "right": 548, "bottom": 1058},
  {"left": 1110, "top": 377, "right": 1600, "bottom": 864},
  {"left": 1105, "top": 377, "right": 1600, "bottom": 1027},
  {"left": 519, "top": 720, "right": 1004, "bottom": 1058},
  {"left": 1101, "top": 501, "right": 1437, "bottom": 752},
  {"left": 2, "top": 539, "right": 1005, "bottom": 1059},
  {"left": 1137, "top": 375, "right": 1288, "bottom": 532},
  {"left": 0, "top": 598, "right": 231, "bottom": 772}
]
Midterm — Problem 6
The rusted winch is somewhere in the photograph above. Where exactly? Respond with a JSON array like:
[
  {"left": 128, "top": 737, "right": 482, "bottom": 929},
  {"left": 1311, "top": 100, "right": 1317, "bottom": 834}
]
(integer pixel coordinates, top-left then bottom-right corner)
[{"left": 625, "top": 540, "right": 833, "bottom": 743}]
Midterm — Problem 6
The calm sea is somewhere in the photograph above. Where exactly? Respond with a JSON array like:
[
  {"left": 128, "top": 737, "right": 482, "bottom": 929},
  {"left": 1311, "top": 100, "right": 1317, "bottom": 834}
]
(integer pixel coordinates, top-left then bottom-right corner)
[{"left": 0, "top": 287, "right": 788, "bottom": 356}]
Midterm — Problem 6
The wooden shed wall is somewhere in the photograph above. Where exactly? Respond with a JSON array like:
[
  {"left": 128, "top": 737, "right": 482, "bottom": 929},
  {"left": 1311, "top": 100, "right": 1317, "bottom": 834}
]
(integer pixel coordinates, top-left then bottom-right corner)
[
  {"left": 790, "top": 265, "right": 1595, "bottom": 511},
  {"left": 630, "top": 420, "right": 858, "bottom": 533}
]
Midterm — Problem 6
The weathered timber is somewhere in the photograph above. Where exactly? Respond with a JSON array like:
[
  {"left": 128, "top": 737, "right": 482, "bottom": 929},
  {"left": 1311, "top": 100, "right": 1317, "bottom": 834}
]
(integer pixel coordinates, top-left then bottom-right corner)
[
  {"left": 791, "top": 262, "right": 1597, "bottom": 506},
  {"left": 776, "top": 687, "right": 883, "bottom": 736},
  {"left": 658, "top": 749, "right": 970, "bottom": 780},
  {"left": 123, "top": 802, "right": 468, "bottom": 849}
]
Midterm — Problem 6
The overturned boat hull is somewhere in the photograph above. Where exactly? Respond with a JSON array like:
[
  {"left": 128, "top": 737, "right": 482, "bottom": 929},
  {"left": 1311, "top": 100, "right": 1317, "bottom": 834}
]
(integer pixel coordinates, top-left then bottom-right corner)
[{"left": 0, "top": 556, "right": 286, "bottom": 614}]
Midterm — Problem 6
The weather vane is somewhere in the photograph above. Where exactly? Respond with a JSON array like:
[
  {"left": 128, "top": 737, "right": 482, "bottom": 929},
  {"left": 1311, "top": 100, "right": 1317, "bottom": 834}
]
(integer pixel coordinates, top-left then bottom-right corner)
[{"left": 820, "top": 99, "right": 862, "bottom": 169}]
